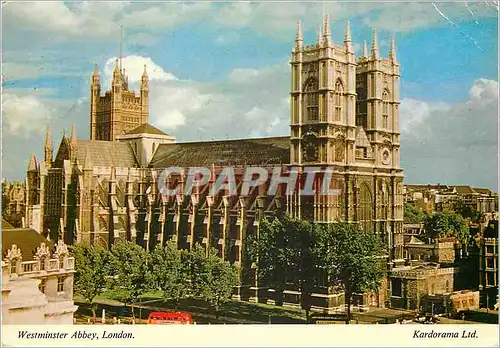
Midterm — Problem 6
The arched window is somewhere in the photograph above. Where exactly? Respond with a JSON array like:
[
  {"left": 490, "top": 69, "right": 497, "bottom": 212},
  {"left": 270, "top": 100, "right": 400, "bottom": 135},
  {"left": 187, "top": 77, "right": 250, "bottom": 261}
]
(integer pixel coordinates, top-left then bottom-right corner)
[
  {"left": 334, "top": 80, "right": 344, "bottom": 122},
  {"left": 304, "top": 78, "right": 318, "bottom": 122},
  {"left": 10, "top": 259, "right": 18, "bottom": 275},
  {"left": 357, "top": 182, "right": 373, "bottom": 233},
  {"left": 39, "top": 279, "right": 46, "bottom": 294},
  {"left": 382, "top": 90, "right": 390, "bottom": 129}
]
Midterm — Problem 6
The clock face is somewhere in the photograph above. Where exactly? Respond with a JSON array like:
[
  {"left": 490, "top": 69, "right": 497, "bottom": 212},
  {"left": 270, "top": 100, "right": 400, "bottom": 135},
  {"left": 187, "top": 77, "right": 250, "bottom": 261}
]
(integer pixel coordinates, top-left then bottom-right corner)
[{"left": 382, "top": 150, "right": 391, "bottom": 165}]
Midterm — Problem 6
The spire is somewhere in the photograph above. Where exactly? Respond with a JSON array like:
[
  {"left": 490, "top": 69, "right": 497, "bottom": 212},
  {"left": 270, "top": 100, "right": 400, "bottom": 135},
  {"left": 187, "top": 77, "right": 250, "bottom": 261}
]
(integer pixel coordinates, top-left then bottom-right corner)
[
  {"left": 112, "top": 58, "right": 121, "bottom": 86},
  {"left": 70, "top": 124, "right": 77, "bottom": 146},
  {"left": 93, "top": 62, "right": 99, "bottom": 76},
  {"left": 322, "top": 13, "right": 331, "bottom": 45},
  {"left": 83, "top": 149, "right": 92, "bottom": 170},
  {"left": 141, "top": 64, "right": 149, "bottom": 90},
  {"left": 370, "top": 29, "right": 379, "bottom": 60},
  {"left": 91, "top": 62, "right": 100, "bottom": 88},
  {"left": 317, "top": 25, "right": 322, "bottom": 45},
  {"left": 295, "top": 19, "right": 303, "bottom": 50},
  {"left": 362, "top": 40, "right": 368, "bottom": 57},
  {"left": 44, "top": 125, "right": 52, "bottom": 151},
  {"left": 44, "top": 126, "right": 53, "bottom": 165},
  {"left": 296, "top": 19, "right": 303, "bottom": 41},
  {"left": 389, "top": 34, "right": 397, "bottom": 62},
  {"left": 344, "top": 20, "right": 352, "bottom": 42},
  {"left": 28, "top": 153, "right": 37, "bottom": 172},
  {"left": 344, "top": 20, "right": 353, "bottom": 53}
]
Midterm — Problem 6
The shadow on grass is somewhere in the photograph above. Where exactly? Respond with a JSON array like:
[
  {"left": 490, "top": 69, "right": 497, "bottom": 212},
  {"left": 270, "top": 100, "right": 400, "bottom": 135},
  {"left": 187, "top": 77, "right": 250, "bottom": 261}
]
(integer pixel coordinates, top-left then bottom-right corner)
[{"left": 75, "top": 297, "right": 306, "bottom": 325}]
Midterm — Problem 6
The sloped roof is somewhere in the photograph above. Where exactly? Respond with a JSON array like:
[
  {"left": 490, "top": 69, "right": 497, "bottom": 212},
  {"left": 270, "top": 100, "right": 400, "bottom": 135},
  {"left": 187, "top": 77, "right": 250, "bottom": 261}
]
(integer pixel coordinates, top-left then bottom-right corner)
[
  {"left": 76, "top": 140, "right": 138, "bottom": 168},
  {"left": 2, "top": 228, "right": 53, "bottom": 261},
  {"left": 473, "top": 188, "right": 492, "bottom": 195},
  {"left": 453, "top": 185, "right": 474, "bottom": 194},
  {"left": 127, "top": 123, "right": 169, "bottom": 136},
  {"left": 408, "top": 236, "right": 425, "bottom": 244},
  {"left": 149, "top": 136, "right": 290, "bottom": 168},
  {"left": 2, "top": 219, "right": 14, "bottom": 229}
]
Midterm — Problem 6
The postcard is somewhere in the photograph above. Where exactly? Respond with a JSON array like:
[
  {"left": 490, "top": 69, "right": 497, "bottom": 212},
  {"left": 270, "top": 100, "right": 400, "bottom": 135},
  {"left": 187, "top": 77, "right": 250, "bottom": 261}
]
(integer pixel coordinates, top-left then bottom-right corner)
[{"left": 1, "top": 1, "right": 498, "bottom": 347}]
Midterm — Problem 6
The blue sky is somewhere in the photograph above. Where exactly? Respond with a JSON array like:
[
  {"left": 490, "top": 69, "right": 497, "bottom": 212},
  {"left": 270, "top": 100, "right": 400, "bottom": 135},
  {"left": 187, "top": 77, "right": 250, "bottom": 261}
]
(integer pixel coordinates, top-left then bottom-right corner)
[{"left": 2, "top": 1, "right": 499, "bottom": 190}]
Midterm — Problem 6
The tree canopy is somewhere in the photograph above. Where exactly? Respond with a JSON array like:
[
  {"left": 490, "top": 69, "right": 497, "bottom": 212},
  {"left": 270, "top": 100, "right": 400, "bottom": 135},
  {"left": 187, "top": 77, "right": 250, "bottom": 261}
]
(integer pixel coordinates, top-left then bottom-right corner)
[
  {"left": 404, "top": 202, "right": 425, "bottom": 224},
  {"left": 422, "top": 212, "right": 469, "bottom": 245},
  {"left": 315, "top": 222, "right": 385, "bottom": 320},
  {"left": 71, "top": 244, "right": 111, "bottom": 320},
  {"left": 108, "top": 241, "right": 153, "bottom": 319},
  {"left": 247, "top": 216, "right": 385, "bottom": 322}
]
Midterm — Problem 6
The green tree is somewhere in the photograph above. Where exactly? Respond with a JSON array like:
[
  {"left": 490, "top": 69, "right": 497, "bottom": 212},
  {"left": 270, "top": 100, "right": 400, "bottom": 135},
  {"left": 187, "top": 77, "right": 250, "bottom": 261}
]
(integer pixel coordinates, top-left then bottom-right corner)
[
  {"left": 195, "top": 247, "right": 239, "bottom": 319},
  {"left": 246, "top": 217, "right": 287, "bottom": 306},
  {"left": 246, "top": 215, "right": 316, "bottom": 321},
  {"left": 315, "top": 222, "right": 385, "bottom": 322},
  {"left": 151, "top": 241, "right": 191, "bottom": 310},
  {"left": 423, "top": 212, "right": 469, "bottom": 245},
  {"left": 108, "top": 241, "right": 153, "bottom": 320},
  {"left": 454, "top": 201, "right": 484, "bottom": 223},
  {"left": 71, "top": 244, "right": 111, "bottom": 321},
  {"left": 404, "top": 202, "right": 425, "bottom": 224}
]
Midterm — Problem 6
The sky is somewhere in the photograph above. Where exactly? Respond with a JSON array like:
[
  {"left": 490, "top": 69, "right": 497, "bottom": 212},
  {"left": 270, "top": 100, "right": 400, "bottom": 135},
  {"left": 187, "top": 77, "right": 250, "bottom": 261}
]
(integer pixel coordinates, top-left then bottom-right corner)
[{"left": 2, "top": 1, "right": 499, "bottom": 191}]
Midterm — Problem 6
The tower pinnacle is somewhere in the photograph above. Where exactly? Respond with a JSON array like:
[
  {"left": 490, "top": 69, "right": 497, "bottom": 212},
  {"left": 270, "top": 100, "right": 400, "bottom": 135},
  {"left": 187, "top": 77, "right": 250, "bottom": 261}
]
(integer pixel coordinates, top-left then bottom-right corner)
[
  {"left": 370, "top": 29, "right": 379, "bottom": 60},
  {"left": 27, "top": 153, "right": 37, "bottom": 172},
  {"left": 389, "top": 34, "right": 397, "bottom": 62},
  {"left": 44, "top": 125, "right": 53, "bottom": 165},
  {"left": 344, "top": 20, "right": 353, "bottom": 53},
  {"left": 70, "top": 124, "right": 77, "bottom": 146},
  {"left": 295, "top": 19, "right": 303, "bottom": 49},
  {"left": 322, "top": 13, "right": 331, "bottom": 45},
  {"left": 362, "top": 40, "right": 368, "bottom": 57}
]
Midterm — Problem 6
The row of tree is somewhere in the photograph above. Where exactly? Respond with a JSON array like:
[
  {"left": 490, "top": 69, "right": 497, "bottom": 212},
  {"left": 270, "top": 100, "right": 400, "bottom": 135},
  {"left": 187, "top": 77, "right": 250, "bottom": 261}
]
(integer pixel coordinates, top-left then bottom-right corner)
[
  {"left": 71, "top": 241, "right": 239, "bottom": 320},
  {"left": 246, "top": 216, "right": 385, "bottom": 322}
]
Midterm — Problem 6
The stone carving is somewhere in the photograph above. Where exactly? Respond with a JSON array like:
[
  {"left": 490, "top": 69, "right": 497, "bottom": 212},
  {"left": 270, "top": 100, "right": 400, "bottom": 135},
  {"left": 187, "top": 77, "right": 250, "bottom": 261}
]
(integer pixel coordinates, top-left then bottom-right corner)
[
  {"left": 54, "top": 240, "right": 69, "bottom": 257},
  {"left": 334, "top": 136, "right": 346, "bottom": 162},
  {"left": 302, "top": 133, "right": 319, "bottom": 162},
  {"left": 6, "top": 245, "right": 22, "bottom": 261},
  {"left": 35, "top": 243, "right": 50, "bottom": 259}
]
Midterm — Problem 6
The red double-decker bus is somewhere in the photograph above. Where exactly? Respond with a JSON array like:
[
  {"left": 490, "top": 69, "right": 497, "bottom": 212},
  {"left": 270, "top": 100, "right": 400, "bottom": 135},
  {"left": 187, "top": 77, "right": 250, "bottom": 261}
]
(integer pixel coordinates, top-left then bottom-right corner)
[{"left": 147, "top": 312, "right": 193, "bottom": 325}]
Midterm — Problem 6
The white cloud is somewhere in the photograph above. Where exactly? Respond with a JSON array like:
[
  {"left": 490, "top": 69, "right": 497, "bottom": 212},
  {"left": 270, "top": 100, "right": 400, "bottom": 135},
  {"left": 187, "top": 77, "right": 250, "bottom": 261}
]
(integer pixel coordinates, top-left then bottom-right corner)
[
  {"left": 95, "top": 55, "right": 290, "bottom": 139},
  {"left": 401, "top": 79, "right": 498, "bottom": 190},
  {"left": 399, "top": 98, "right": 451, "bottom": 133},
  {"left": 2, "top": 93, "right": 55, "bottom": 134},
  {"left": 4, "top": 2, "right": 496, "bottom": 46},
  {"left": 102, "top": 55, "right": 177, "bottom": 86},
  {"left": 469, "top": 78, "right": 499, "bottom": 102}
]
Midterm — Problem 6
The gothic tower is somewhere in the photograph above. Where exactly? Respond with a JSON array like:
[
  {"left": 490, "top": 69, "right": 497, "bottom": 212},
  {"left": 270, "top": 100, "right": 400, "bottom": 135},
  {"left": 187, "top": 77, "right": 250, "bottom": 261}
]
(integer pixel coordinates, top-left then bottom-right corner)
[
  {"left": 290, "top": 17, "right": 357, "bottom": 167},
  {"left": 89, "top": 61, "right": 150, "bottom": 142},
  {"left": 289, "top": 17, "right": 404, "bottom": 263},
  {"left": 355, "top": 30, "right": 401, "bottom": 169}
]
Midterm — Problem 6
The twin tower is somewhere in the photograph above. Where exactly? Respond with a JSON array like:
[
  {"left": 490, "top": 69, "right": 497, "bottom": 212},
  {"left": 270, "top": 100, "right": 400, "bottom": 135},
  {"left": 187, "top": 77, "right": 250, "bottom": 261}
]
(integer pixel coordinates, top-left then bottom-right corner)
[{"left": 289, "top": 16, "right": 401, "bottom": 169}]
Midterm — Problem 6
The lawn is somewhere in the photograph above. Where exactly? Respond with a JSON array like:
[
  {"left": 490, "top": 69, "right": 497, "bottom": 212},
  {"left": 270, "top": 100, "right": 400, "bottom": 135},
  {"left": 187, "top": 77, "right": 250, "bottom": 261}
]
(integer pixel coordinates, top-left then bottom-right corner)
[{"left": 74, "top": 292, "right": 307, "bottom": 324}]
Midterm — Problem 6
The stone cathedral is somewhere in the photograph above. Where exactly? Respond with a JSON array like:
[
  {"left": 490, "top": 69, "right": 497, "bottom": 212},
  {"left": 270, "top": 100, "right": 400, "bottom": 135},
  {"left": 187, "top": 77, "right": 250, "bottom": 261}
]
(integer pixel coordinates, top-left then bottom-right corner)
[{"left": 24, "top": 17, "right": 403, "bottom": 310}]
